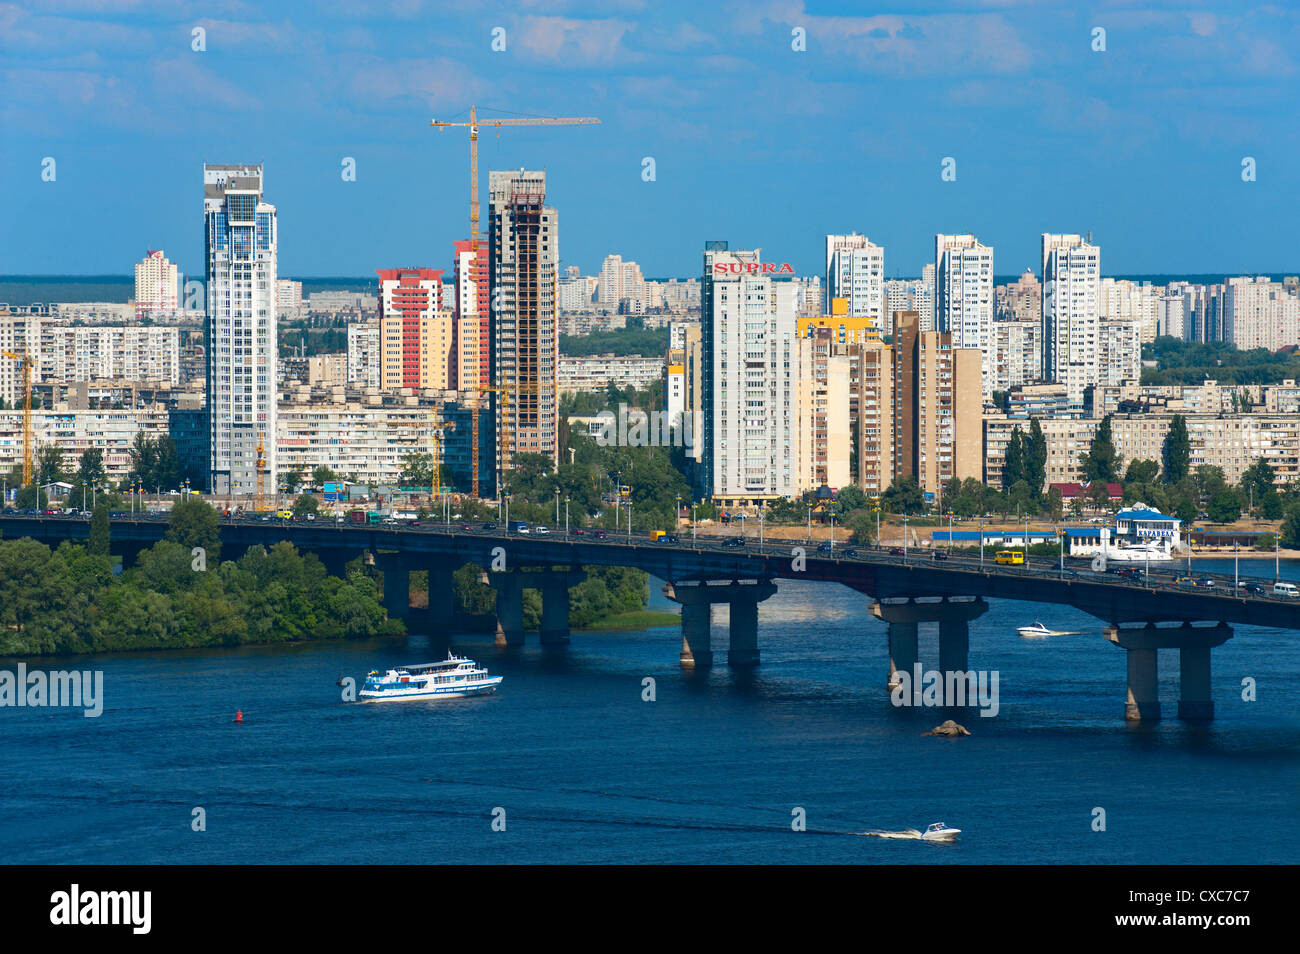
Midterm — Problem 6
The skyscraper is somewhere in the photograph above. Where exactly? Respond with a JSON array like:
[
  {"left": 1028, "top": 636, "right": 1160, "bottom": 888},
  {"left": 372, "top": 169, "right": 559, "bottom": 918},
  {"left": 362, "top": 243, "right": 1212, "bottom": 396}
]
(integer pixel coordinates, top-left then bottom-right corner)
[
  {"left": 1041, "top": 233, "right": 1101, "bottom": 408},
  {"left": 453, "top": 239, "right": 489, "bottom": 389},
  {"left": 134, "top": 249, "right": 178, "bottom": 318},
  {"left": 934, "top": 234, "right": 993, "bottom": 395},
  {"left": 825, "top": 234, "right": 884, "bottom": 334},
  {"left": 699, "top": 244, "right": 800, "bottom": 504},
  {"left": 204, "top": 164, "right": 277, "bottom": 497},
  {"left": 488, "top": 169, "right": 559, "bottom": 479}
]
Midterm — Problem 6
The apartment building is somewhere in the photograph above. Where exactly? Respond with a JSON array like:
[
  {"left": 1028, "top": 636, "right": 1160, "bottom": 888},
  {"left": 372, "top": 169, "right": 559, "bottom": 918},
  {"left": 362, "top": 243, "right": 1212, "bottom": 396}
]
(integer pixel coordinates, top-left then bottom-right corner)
[
  {"left": 1041, "top": 233, "right": 1100, "bottom": 409},
  {"left": 892, "top": 310, "right": 982, "bottom": 498},
  {"left": 376, "top": 268, "right": 453, "bottom": 391},
  {"left": 557, "top": 354, "right": 663, "bottom": 394},
  {"left": 0, "top": 406, "right": 171, "bottom": 482},
  {"left": 347, "top": 321, "right": 380, "bottom": 389},
  {"left": 935, "top": 234, "right": 993, "bottom": 396},
  {"left": 38, "top": 325, "right": 180, "bottom": 386},
  {"left": 134, "top": 249, "right": 179, "bottom": 318},
  {"left": 825, "top": 234, "right": 884, "bottom": 334},
  {"left": 0, "top": 314, "right": 41, "bottom": 407}
]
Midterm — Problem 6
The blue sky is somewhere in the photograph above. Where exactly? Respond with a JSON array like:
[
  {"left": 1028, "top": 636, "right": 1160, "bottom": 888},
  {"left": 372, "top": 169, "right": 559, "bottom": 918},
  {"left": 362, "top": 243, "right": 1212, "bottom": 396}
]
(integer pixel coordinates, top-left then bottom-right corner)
[{"left": 2, "top": 1, "right": 1297, "bottom": 281}]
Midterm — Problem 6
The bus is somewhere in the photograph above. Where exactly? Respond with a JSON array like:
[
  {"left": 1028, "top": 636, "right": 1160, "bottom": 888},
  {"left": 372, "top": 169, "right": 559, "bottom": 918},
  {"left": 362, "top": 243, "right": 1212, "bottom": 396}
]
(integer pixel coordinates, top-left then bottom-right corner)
[{"left": 994, "top": 550, "right": 1024, "bottom": 566}]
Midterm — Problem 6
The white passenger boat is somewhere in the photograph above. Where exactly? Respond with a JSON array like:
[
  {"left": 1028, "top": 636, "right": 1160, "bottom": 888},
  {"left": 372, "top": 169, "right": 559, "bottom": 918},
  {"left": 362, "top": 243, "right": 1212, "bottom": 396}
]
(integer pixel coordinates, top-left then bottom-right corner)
[
  {"left": 359, "top": 653, "right": 503, "bottom": 702},
  {"left": 920, "top": 822, "right": 961, "bottom": 841}
]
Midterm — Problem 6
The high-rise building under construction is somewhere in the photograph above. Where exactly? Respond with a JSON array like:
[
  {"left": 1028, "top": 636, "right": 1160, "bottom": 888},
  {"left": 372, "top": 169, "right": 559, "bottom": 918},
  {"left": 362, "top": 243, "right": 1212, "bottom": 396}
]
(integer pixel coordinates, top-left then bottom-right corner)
[{"left": 488, "top": 169, "right": 559, "bottom": 483}]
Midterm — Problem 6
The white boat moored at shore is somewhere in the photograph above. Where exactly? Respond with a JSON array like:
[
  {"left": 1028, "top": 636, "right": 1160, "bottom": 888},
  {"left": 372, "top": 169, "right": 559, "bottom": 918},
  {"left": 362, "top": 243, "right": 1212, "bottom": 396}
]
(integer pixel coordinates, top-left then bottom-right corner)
[{"left": 1017, "top": 621, "right": 1080, "bottom": 638}]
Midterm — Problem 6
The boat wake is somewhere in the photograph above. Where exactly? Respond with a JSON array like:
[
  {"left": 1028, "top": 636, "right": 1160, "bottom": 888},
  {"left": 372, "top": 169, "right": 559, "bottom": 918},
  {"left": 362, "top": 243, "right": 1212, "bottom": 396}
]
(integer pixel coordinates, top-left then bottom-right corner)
[{"left": 863, "top": 829, "right": 923, "bottom": 839}]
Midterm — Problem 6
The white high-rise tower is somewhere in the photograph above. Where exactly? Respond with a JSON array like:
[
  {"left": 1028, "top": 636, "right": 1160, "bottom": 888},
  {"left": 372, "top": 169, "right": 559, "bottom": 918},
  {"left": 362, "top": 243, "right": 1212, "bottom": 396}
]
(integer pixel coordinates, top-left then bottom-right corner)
[
  {"left": 204, "top": 164, "right": 277, "bottom": 497},
  {"left": 825, "top": 234, "right": 884, "bottom": 332},
  {"left": 934, "top": 234, "right": 993, "bottom": 396},
  {"left": 1041, "top": 233, "right": 1100, "bottom": 408}
]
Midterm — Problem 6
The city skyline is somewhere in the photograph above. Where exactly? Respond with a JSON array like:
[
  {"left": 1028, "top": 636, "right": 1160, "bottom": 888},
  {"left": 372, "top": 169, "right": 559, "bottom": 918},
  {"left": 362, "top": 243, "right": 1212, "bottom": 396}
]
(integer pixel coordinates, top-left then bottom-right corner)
[{"left": 3, "top": 3, "right": 1298, "bottom": 279}]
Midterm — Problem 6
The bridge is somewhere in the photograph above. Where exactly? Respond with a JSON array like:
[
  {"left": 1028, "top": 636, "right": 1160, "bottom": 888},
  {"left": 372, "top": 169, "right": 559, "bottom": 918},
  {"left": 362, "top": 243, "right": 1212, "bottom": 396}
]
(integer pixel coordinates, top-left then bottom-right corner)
[{"left": 3, "top": 512, "right": 1295, "bottom": 723}]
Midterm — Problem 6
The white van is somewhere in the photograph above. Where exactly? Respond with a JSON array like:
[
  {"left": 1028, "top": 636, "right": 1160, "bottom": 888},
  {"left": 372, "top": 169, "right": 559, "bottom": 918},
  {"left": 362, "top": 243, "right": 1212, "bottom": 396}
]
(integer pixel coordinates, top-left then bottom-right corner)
[{"left": 1273, "top": 582, "right": 1298, "bottom": 598}]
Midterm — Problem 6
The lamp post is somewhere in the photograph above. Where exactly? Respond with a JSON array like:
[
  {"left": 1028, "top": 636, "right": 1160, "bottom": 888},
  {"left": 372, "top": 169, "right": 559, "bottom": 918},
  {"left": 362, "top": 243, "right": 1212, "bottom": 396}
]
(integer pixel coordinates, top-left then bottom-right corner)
[
  {"left": 759, "top": 504, "right": 765, "bottom": 553},
  {"left": 554, "top": 488, "right": 560, "bottom": 528},
  {"left": 1059, "top": 525, "right": 1064, "bottom": 578},
  {"left": 613, "top": 471, "right": 621, "bottom": 524},
  {"left": 692, "top": 503, "right": 697, "bottom": 547},
  {"left": 806, "top": 504, "right": 812, "bottom": 544},
  {"left": 627, "top": 501, "right": 633, "bottom": 543},
  {"left": 979, "top": 517, "right": 985, "bottom": 568},
  {"left": 675, "top": 494, "right": 682, "bottom": 533},
  {"left": 1276, "top": 533, "right": 1280, "bottom": 583},
  {"left": 1234, "top": 542, "right": 1239, "bottom": 589},
  {"left": 829, "top": 507, "right": 835, "bottom": 554},
  {"left": 505, "top": 492, "right": 511, "bottom": 532},
  {"left": 874, "top": 505, "right": 881, "bottom": 551},
  {"left": 903, "top": 515, "right": 909, "bottom": 564},
  {"left": 1023, "top": 515, "right": 1030, "bottom": 567},
  {"left": 564, "top": 495, "right": 570, "bottom": 536},
  {"left": 947, "top": 510, "right": 954, "bottom": 555}
]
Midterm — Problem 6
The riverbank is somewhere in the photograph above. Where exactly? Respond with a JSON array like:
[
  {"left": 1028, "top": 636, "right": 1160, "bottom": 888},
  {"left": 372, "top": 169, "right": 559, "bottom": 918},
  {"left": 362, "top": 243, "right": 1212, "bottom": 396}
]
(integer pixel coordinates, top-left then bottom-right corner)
[{"left": 575, "top": 610, "right": 679, "bottom": 631}]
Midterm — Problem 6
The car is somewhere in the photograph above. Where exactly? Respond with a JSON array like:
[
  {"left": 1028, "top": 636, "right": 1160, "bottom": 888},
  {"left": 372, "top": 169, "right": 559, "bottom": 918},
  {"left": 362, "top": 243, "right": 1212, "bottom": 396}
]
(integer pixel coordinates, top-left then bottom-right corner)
[
  {"left": 335, "top": 516, "right": 346, "bottom": 524},
  {"left": 592, "top": 530, "right": 609, "bottom": 539},
  {"left": 534, "top": 525, "right": 550, "bottom": 535},
  {"left": 1122, "top": 568, "right": 1144, "bottom": 581},
  {"left": 571, "top": 528, "right": 586, "bottom": 536},
  {"left": 1174, "top": 576, "right": 1194, "bottom": 586},
  {"left": 842, "top": 547, "right": 858, "bottom": 557},
  {"left": 722, "top": 537, "right": 745, "bottom": 549},
  {"left": 382, "top": 517, "right": 398, "bottom": 526},
  {"left": 407, "top": 520, "right": 421, "bottom": 528},
  {"left": 657, "top": 533, "right": 679, "bottom": 544},
  {"left": 1195, "top": 577, "right": 1216, "bottom": 588},
  {"left": 889, "top": 547, "right": 905, "bottom": 556},
  {"left": 817, "top": 542, "right": 833, "bottom": 552},
  {"left": 459, "top": 523, "right": 474, "bottom": 531},
  {"left": 482, "top": 522, "right": 498, "bottom": 531},
  {"left": 1242, "top": 582, "right": 1265, "bottom": 595},
  {"left": 932, "top": 551, "right": 948, "bottom": 561}
]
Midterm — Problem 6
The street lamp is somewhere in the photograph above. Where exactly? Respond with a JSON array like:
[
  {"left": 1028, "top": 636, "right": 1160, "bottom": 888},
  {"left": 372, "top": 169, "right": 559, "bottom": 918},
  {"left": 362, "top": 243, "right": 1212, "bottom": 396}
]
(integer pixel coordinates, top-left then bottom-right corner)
[
  {"left": 691, "top": 503, "right": 697, "bottom": 547},
  {"left": 979, "top": 516, "right": 985, "bottom": 568},
  {"left": 675, "top": 494, "right": 682, "bottom": 533},
  {"left": 874, "top": 504, "right": 881, "bottom": 550},
  {"left": 806, "top": 504, "right": 812, "bottom": 544},
  {"left": 505, "top": 492, "right": 511, "bottom": 532},
  {"left": 947, "top": 510, "right": 954, "bottom": 555},
  {"left": 564, "top": 495, "right": 570, "bottom": 536},
  {"left": 554, "top": 487, "right": 561, "bottom": 527},
  {"left": 759, "top": 503, "right": 765, "bottom": 553},
  {"left": 903, "top": 515, "right": 909, "bottom": 564}
]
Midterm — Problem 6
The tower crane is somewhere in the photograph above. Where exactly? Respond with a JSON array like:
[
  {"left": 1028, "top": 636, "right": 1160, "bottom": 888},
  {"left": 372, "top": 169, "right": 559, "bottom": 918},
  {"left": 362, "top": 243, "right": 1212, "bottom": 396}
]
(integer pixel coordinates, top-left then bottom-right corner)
[
  {"left": 429, "top": 105, "right": 599, "bottom": 497},
  {"left": 2, "top": 349, "right": 33, "bottom": 487}
]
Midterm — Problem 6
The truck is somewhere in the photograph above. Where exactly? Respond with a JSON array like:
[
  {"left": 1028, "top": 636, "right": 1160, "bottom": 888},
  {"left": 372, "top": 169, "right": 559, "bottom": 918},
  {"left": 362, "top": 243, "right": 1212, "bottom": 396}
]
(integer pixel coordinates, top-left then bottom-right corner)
[
  {"left": 349, "top": 509, "right": 368, "bottom": 526},
  {"left": 508, "top": 520, "right": 529, "bottom": 534},
  {"left": 649, "top": 530, "right": 666, "bottom": 542}
]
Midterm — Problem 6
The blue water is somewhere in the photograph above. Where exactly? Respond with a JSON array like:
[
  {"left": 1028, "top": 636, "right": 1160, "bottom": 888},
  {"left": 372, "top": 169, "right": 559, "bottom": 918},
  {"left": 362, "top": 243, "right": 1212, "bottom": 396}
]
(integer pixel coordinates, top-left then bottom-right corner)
[{"left": 2, "top": 563, "right": 1297, "bottom": 864}]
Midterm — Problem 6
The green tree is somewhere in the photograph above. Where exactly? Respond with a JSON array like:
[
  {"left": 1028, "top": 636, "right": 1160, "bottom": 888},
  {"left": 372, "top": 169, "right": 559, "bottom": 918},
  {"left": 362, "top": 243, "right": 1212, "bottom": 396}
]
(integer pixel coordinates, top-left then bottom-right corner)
[
  {"left": 280, "top": 468, "right": 305, "bottom": 496},
  {"left": 1124, "top": 459, "right": 1160, "bottom": 485},
  {"left": 1240, "top": 458, "right": 1275, "bottom": 510},
  {"left": 882, "top": 474, "right": 925, "bottom": 515},
  {"left": 1281, "top": 506, "right": 1300, "bottom": 549},
  {"left": 292, "top": 493, "right": 320, "bottom": 517},
  {"left": 845, "top": 510, "right": 875, "bottom": 546},
  {"left": 1087, "top": 480, "right": 1113, "bottom": 513},
  {"left": 166, "top": 496, "right": 222, "bottom": 561},
  {"left": 89, "top": 503, "right": 110, "bottom": 557},
  {"left": 311, "top": 465, "right": 340, "bottom": 488},
  {"left": 1207, "top": 489, "right": 1241, "bottom": 524},
  {"left": 1044, "top": 485, "right": 1064, "bottom": 521},
  {"left": 400, "top": 452, "right": 435, "bottom": 488},
  {"left": 1162, "top": 414, "right": 1190, "bottom": 483},
  {"left": 1174, "top": 495, "right": 1199, "bottom": 524},
  {"left": 1026, "top": 418, "right": 1047, "bottom": 494},
  {"left": 1002, "top": 426, "right": 1026, "bottom": 492},
  {"left": 1081, "top": 415, "right": 1121, "bottom": 483}
]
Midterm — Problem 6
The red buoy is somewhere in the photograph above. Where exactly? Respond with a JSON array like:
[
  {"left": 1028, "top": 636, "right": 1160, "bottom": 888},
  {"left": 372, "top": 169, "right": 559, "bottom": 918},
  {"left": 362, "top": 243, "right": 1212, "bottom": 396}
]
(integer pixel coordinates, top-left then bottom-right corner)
[{"left": 234, "top": 709, "right": 243, "bottom": 723}]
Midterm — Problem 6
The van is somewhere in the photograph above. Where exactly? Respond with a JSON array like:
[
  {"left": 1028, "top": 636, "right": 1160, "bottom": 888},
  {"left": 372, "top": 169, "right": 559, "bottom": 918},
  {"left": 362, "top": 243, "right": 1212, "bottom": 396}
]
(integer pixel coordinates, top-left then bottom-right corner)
[
  {"left": 509, "top": 520, "right": 529, "bottom": 534},
  {"left": 1273, "top": 582, "right": 1298, "bottom": 598},
  {"left": 994, "top": 550, "right": 1024, "bottom": 566}
]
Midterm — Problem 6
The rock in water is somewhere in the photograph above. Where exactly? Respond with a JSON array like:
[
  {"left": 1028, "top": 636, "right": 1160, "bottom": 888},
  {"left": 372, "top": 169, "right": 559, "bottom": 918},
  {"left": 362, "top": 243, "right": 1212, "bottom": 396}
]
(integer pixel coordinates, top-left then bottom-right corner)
[{"left": 923, "top": 719, "right": 970, "bottom": 737}]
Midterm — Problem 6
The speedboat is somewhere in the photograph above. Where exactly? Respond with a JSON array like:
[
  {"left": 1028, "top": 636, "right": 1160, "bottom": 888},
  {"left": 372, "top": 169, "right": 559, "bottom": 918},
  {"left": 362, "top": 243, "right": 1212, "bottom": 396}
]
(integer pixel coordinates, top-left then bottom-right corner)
[
  {"left": 358, "top": 653, "right": 503, "bottom": 702},
  {"left": 920, "top": 822, "right": 961, "bottom": 841},
  {"left": 1017, "top": 621, "right": 1079, "bottom": 638}
]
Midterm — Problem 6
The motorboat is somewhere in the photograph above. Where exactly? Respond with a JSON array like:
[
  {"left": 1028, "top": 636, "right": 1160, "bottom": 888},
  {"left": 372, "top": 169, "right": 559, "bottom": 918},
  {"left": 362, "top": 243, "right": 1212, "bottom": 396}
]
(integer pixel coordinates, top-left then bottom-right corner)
[
  {"left": 920, "top": 822, "right": 961, "bottom": 841},
  {"left": 1017, "top": 621, "right": 1079, "bottom": 638}
]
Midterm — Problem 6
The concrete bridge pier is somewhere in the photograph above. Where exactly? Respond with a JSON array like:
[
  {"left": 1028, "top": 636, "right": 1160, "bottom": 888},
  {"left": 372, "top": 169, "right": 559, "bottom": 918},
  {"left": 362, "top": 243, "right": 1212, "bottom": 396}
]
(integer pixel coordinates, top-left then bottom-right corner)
[
  {"left": 870, "top": 598, "right": 988, "bottom": 692},
  {"left": 315, "top": 548, "right": 353, "bottom": 580},
  {"left": 380, "top": 560, "right": 410, "bottom": 621},
  {"left": 489, "top": 572, "right": 525, "bottom": 648},
  {"left": 537, "top": 569, "right": 585, "bottom": 648},
  {"left": 1104, "top": 622, "right": 1232, "bottom": 722},
  {"left": 425, "top": 559, "right": 459, "bottom": 629},
  {"left": 663, "top": 580, "right": 778, "bottom": 669}
]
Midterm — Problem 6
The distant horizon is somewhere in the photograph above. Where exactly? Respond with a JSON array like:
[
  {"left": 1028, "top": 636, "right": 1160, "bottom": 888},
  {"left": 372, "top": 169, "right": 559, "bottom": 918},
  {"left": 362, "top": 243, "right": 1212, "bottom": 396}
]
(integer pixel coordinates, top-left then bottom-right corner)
[{"left": 3, "top": 271, "right": 1298, "bottom": 308}]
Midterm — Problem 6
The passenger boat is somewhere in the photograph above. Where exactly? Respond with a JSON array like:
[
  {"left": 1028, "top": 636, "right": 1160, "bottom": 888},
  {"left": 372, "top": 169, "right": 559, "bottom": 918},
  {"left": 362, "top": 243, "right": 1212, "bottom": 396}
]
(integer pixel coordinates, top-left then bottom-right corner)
[{"left": 358, "top": 653, "right": 503, "bottom": 702}]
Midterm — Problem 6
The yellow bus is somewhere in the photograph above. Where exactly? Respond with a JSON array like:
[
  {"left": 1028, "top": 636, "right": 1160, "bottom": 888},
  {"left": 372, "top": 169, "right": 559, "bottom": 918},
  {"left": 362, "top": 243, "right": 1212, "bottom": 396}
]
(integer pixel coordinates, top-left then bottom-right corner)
[{"left": 994, "top": 550, "right": 1024, "bottom": 566}]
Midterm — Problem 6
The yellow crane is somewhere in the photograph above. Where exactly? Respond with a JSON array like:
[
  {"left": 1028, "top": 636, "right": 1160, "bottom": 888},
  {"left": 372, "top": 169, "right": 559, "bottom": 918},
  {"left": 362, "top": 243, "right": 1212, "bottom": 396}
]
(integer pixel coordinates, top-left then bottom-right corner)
[
  {"left": 429, "top": 105, "right": 599, "bottom": 497},
  {"left": 255, "top": 431, "right": 268, "bottom": 513},
  {"left": 2, "top": 349, "right": 33, "bottom": 487}
]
